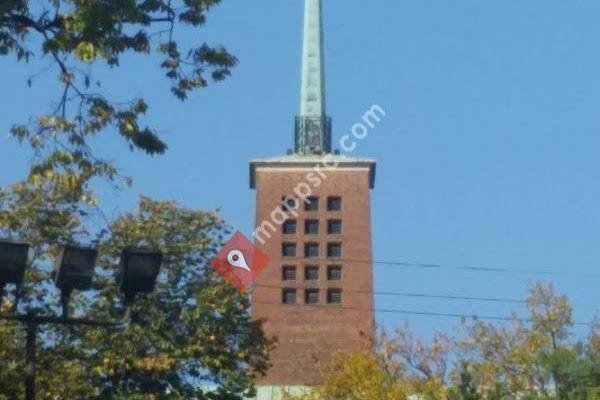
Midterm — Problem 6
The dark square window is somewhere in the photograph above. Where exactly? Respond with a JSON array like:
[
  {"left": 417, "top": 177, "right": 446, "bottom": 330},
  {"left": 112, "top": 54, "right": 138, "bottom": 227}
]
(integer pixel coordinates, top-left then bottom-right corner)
[
  {"left": 305, "top": 289, "right": 320, "bottom": 304},
  {"left": 305, "top": 196, "right": 319, "bottom": 212},
  {"left": 327, "top": 243, "right": 342, "bottom": 258},
  {"left": 282, "top": 243, "right": 296, "bottom": 257},
  {"left": 282, "top": 266, "right": 297, "bottom": 281},
  {"left": 327, "top": 196, "right": 342, "bottom": 211},
  {"left": 282, "top": 288, "right": 297, "bottom": 304},
  {"left": 328, "top": 219, "right": 342, "bottom": 234},
  {"left": 327, "top": 289, "right": 342, "bottom": 304},
  {"left": 327, "top": 265, "right": 342, "bottom": 280},
  {"left": 304, "top": 266, "right": 319, "bottom": 280},
  {"left": 305, "top": 219, "right": 319, "bottom": 235},
  {"left": 283, "top": 220, "right": 297, "bottom": 234},
  {"left": 304, "top": 243, "right": 319, "bottom": 258},
  {"left": 281, "top": 196, "right": 299, "bottom": 212}
]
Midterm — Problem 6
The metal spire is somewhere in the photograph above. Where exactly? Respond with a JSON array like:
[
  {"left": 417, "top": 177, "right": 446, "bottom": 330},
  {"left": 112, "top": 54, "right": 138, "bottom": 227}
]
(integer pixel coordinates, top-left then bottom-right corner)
[
  {"left": 300, "top": 0, "right": 326, "bottom": 118},
  {"left": 295, "top": 0, "right": 331, "bottom": 155}
]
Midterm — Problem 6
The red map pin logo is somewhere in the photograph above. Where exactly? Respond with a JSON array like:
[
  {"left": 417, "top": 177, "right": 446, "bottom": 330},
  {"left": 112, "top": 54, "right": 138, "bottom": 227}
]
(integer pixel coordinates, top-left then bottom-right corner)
[{"left": 210, "top": 231, "right": 269, "bottom": 291}]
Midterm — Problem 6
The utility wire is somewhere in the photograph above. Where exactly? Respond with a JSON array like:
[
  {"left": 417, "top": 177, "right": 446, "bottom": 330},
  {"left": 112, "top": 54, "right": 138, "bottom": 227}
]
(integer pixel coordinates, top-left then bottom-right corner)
[
  {"left": 251, "top": 300, "right": 593, "bottom": 327},
  {"left": 255, "top": 284, "right": 600, "bottom": 311},
  {"left": 278, "top": 256, "right": 600, "bottom": 278},
  {"left": 253, "top": 283, "right": 525, "bottom": 305},
  {"left": 160, "top": 249, "right": 599, "bottom": 278}
]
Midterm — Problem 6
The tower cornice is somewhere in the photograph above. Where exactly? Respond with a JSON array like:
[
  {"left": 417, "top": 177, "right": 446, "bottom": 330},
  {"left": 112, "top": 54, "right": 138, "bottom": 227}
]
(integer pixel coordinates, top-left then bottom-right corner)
[{"left": 250, "top": 155, "right": 376, "bottom": 189}]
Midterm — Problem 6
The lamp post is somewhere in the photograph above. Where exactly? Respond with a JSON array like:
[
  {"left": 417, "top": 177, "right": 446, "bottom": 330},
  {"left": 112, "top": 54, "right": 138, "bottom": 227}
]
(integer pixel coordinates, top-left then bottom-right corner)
[{"left": 0, "top": 240, "right": 162, "bottom": 400}]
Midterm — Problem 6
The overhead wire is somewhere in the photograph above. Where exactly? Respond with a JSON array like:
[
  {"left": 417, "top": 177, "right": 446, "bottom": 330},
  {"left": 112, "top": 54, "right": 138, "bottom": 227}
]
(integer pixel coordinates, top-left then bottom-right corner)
[
  {"left": 253, "top": 283, "right": 525, "bottom": 305},
  {"left": 292, "top": 257, "right": 600, "bottom": 278},
  {"left": 251, "top": 300, "right": 593, "bottom": 327}
]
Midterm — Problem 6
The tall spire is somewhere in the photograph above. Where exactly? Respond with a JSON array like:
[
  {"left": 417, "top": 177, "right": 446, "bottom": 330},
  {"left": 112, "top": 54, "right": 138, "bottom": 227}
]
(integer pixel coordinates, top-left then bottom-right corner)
[
  {"left": 295, "top": 0, "right": 331, "bottom": 155},
  {"left": 300, "top": 0, "right": 326, "bottom": 118}
]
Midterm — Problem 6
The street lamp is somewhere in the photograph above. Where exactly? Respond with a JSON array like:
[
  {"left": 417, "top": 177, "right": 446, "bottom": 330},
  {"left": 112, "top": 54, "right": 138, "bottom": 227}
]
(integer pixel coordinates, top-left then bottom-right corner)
[
  {"left": 53, "top": 245, "right": 99, "bottom": 317},
  {"left": 0, "top": 240, "right": 29, "bottom": 287},
  {"left": 119, "top": 248, "right": 163, "bottom": 302},
  {"left": 0, "top": 240, "right": 162, "bottom": 400},
  {"left": 53, "top": 245, "right": 98, "bottom": 291}
]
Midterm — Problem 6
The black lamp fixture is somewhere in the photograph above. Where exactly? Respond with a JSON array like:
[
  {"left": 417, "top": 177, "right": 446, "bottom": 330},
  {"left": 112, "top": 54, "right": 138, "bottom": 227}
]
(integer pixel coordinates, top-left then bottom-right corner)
[
  {"left": 53, "top": 245, "right": 98, "bottom": 292},
  {"left": 1, "top": 242, "right": 162, "bottom": 400},
  {"left": 119, "top": 248, "right": 162, "bottom": 302},
  {"left": 1, "top": 240, "right": 162, "bottom": 314},
  {"left": 53, "top": 245, "right": 99, "bottom": 317},
  {"left": 0, "top": 240, "right": 30, "bottom": 287}
]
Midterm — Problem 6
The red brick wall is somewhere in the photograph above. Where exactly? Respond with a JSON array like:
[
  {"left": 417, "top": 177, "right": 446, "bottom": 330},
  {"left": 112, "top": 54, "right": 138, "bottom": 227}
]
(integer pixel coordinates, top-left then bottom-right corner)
[{"left": 251, "top": 164, "right": 375, "bottom": 384}]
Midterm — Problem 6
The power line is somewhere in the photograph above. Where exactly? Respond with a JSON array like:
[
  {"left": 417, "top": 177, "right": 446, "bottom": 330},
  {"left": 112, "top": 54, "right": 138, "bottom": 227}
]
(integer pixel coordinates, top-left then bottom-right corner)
[
  {"left": 253, "top": 285, "right": 600, "bottom": 311},
  {"left": 279, "top": 257, "right": 600, "bottom": 278},
  {"left": 251, "top": 300, "right": 592, "bottom": 327},
  {"left": 253, "top": 283, "right": 525, "bottom": 305},
  {"left": 161, "top": 249, "right": 599, "bottom": 278}
]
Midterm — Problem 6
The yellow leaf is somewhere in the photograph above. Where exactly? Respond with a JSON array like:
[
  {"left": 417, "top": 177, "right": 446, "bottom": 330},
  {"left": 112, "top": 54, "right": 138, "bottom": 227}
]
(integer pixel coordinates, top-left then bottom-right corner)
[{"left": 75, "top": 41, "right": 96, "bottom": 62}]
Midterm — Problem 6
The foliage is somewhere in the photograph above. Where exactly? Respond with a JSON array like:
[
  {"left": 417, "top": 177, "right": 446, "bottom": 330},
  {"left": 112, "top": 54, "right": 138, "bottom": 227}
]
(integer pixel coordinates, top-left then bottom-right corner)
[
  {"left": 0, "top": 197, "right": 272, "bottom": 399},
  {"left": 448, "top": 363, "right": 481, "bottom": 400},
  {"left": 1, "top": 0, "right": 237, "bottom": 203},
  {"left": 0, "top": 2, "right": 272, "bottom": 398},
  {"left": 458, "top": 283, "right": 579, "bottom": 399},
  {"left": 85, "top": 197, "right": 272, "bottom": 398},
  {"left": 0, "top": 299, "right": 24, "bottom": 399},
  {"left": 292, "top": 283, "right": 600, "bottom": 400},
  {"left": 288, "top": 326, "right": 452, "bottom": 400},
  {"left": 286, "top": 351, "right": 408, "bottom": 400},
  {"left": 379, "top": 323, "right": 451, "bottom": 400}
]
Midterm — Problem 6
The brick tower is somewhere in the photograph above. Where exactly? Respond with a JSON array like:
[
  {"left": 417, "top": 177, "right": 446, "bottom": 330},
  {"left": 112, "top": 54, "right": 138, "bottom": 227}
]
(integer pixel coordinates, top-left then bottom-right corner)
[{"left": 250, "top": 0, "right": 376, "bottom": 396}]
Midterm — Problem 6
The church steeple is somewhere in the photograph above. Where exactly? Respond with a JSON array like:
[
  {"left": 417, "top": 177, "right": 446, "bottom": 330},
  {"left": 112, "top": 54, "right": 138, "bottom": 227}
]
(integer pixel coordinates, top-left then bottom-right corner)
[
  {"left": 250, "top": 2, "right": 376, "bottom": 392},
  {"left": 295, "top": 0, "right": 332, "bottom": 155}
]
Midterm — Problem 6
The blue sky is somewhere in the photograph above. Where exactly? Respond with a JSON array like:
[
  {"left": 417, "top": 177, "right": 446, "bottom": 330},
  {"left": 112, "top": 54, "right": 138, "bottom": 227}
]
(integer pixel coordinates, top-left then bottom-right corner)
[{"left": 1, "top": 0, "right": 600, "bottom": 339}]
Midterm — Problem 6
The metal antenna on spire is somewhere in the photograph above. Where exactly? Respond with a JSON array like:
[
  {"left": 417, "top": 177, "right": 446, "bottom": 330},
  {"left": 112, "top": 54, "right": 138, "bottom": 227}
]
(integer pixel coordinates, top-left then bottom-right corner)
[{"left": 295, "top": 0, "right": 331, "bottom": 155}]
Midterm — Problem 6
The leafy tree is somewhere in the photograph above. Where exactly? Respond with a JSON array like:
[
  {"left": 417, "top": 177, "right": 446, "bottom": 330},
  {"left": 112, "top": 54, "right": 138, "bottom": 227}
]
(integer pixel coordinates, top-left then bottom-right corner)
[
  {"left": 460, "top": 282, "right": 599, "bottom": 400},
  {"left": 1, "top": 3, "right": 273, "bottom": 398},
  {"left": 0, "top": 197, "right": 272, "bottom": 399},
  {"left": 86, "top": 198, "right": 272, "bottom": 398},
  {"left": 1, "top": 0, "right": 237, "bottom": 207},
  {"left": 289, "top": 325, "right": 452, "bottom": 400},
  {"left": 287, "top": 351, "right": 408, "bottom": 400},
  {"left": 290, "top": 283, "right": 600, "bottom": 400},
  {"left": 379, "top": 324, "right": 452, "bottom": 400},
  {"left": 448, "top": 363, "right": 481, "bottom": 400},
  {"left": 0, "top": 299, "right": 23, "bottom": 399}
]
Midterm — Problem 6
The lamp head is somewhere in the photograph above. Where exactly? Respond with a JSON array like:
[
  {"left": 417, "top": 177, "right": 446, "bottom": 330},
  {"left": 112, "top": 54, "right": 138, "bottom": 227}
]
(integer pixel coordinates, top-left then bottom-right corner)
[
  {"left": 119, "top": 248, "right": 162, "bottom": 301},
  {"left": 53, "top": 245, "right": 98, "bottom": 291},
  {"left": 0, "top": 240, "right": 29, "bottom": 286}
]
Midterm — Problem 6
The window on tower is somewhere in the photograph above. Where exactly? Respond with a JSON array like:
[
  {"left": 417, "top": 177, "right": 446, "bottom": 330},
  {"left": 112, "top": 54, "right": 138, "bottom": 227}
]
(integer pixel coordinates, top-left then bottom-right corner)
[
  {"left": 282, "top": 243, "right": 297, "bottom": 257},
  {"left": 304, "top": 266, "right": 319, "bottom": 281},
  {"left": 327, "top": 265, "right": 342, "bottom": 280},
  {"left": 304, "top": 243, "right": 319, "bottom": 258},
  {"left": 328, "top": 219, "right": 342, "bottom": 234},
  {"left": 327, "top": 243, "right": 342, "bottom": 258},
  {"left": 305, "top": 196, "right": 319, "bottom": 211},
  {"left": 327, "top": 288, "right": 342, "bottom": 304},
  {"left": 327, "top": 196, "right": 342, "bottom": 211},
  {"left": 281, "top": 196, "right": 299, "bottom": 212},
  {"left": 283, "top": 219, "right": 297, "bottom": 234},
  {"left": 282, "top": 288, "right": 297, "bottom": 304},
  {"left": 282, "top": 266, "right": 297, "bottom": 281},
  {"left": 305, "top": 289, "right": 320, "bottom": 304},
  {"left": 305, "top": 219, "right": 319, "bottom": 235}
]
